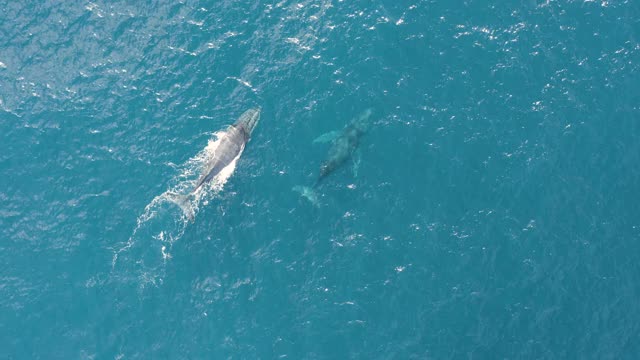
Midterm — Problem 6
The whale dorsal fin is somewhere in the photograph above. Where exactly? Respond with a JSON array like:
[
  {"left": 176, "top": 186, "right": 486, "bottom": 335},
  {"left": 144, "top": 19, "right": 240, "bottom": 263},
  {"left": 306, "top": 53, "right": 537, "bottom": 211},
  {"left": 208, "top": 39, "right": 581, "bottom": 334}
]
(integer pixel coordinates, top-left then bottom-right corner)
[{"left": 313, "top": 130, "right": 340, "bottom": 144}]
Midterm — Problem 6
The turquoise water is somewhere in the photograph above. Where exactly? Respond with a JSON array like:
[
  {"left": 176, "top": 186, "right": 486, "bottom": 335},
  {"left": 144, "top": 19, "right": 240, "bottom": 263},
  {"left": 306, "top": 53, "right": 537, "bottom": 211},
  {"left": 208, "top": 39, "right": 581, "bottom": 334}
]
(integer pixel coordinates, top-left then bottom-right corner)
[{"left": 1, "top": 1, "right": 639, "bottom": 358}]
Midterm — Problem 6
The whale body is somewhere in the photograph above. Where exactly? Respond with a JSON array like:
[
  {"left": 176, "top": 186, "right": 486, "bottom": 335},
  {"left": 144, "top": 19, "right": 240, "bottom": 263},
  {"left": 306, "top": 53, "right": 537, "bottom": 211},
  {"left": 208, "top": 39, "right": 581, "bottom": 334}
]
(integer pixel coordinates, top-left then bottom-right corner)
[
  {"left": 193, "top": 108, "right": 260, "bottom": 193},
  {"left": 317, "top": 108, "right": 372, "bottom": 182},
  {"left": 166, "top": 108, "right": 260, "bottom": 220},
  {"left": 293, "top": 109, "right": 372, "bottom": 205}
]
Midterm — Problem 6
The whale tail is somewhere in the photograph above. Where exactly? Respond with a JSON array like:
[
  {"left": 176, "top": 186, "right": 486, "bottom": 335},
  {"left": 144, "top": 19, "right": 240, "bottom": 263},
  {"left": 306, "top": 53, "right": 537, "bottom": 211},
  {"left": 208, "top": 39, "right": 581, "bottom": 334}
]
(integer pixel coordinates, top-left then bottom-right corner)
[
  {"left": 293, "top": 185, "right": 321, "bottom": 207},
  {"left": 165, "top": 191, "right": 196, "bottom": 222}
]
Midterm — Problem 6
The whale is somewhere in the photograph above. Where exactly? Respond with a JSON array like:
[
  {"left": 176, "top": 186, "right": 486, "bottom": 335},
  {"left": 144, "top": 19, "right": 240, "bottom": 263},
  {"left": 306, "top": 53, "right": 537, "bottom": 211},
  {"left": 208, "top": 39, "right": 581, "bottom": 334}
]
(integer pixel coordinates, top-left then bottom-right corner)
[
  {"left": 192, "top": 108, "right": 260, "bottom": 193},
  {"left": 294, "top": 109, "right": 372, "bottom": 205},
  {"left": 316, "top": 108, "right": 372, "bottom": 182},
  {"left": 167, "top": 108, "right": 260, "bottom": 218}
]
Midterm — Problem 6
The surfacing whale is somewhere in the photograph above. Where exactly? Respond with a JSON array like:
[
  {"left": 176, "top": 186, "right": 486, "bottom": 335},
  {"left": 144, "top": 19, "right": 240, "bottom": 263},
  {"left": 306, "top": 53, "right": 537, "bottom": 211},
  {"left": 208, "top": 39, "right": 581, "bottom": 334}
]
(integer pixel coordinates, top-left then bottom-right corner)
[
  {"left": 192, "top": 108, "right": 260, "bottom": 193},
  {"left": 168, "top": 108, "right": 260, "bottom": 217}
]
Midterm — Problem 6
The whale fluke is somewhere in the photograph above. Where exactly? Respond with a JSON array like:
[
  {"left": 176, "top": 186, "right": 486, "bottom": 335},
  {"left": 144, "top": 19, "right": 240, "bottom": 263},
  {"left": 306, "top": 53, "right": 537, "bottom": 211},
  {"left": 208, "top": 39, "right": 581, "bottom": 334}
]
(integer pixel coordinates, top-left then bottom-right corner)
[
  {"left": 293, "top": 185, "right": 321, "bottom": 207},
  {"left": 166, "top": 191, "right": 196, "bottom": 221}
]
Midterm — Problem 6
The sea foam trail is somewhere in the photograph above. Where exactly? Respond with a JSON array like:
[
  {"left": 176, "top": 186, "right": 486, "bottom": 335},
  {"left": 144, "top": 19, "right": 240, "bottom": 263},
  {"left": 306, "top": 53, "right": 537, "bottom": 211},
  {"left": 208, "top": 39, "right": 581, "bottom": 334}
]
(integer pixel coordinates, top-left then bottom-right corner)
[{"left": 111, "top": 130, "right": 243, "bottom": 286}]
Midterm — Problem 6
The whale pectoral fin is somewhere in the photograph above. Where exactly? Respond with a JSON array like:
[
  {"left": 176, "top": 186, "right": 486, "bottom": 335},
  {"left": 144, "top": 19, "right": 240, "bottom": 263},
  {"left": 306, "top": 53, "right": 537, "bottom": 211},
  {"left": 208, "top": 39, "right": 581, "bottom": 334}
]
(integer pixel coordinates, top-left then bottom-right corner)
[
  {"left": 351, "top": 149, "right": 362, "bottom": 178},
  {"left": 313, "top": 130, "right": 340, "bottom": 144}
]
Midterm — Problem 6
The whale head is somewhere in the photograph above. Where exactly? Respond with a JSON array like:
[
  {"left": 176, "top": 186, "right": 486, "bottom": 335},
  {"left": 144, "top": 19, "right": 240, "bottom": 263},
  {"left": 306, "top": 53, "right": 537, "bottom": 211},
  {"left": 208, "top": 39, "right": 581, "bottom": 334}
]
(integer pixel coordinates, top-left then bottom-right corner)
[
  {"left": 234, "top": 108, "right": 261, "bottom": 139},
  {"left": 352, "top": 108, "right": 373, "bottom": 134}
]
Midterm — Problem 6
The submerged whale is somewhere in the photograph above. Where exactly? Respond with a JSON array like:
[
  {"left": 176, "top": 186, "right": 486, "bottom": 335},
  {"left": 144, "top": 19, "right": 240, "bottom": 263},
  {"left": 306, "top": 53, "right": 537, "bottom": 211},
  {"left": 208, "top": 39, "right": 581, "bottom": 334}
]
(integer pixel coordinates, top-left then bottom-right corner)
[
  {"left": 294, "top": 109, "right": 372, "bottom": 205},
  {"left": 317, "top": 108, "right": 372, "bottom": 182}
]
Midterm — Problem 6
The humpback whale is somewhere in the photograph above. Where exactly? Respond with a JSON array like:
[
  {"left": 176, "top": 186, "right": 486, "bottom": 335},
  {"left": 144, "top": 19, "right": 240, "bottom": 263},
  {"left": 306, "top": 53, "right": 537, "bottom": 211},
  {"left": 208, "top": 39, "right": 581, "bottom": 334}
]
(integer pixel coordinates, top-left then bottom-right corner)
[
  {"left": 192, "top": 108, "right": 260, "bottom": 193},
  {"left": 294, "top": 109, "right": 372, "bottom": 205},
  {"left": 168, "top": 108, "right": 260, "bottom": 216}
]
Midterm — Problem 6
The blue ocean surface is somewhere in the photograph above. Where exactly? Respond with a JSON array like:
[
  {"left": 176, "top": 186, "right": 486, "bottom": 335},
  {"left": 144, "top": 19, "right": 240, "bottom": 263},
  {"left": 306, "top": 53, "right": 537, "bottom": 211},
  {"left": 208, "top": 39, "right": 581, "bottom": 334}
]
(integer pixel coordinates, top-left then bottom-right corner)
[{"left": 1, "top": 1, "right": 639, "bottom": 358}]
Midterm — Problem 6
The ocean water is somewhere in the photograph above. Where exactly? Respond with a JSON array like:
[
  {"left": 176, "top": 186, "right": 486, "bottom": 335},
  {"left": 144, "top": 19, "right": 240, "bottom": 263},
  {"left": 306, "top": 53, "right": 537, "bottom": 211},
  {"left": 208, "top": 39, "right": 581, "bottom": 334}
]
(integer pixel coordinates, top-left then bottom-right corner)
[{"left": 1, "top": 0, "right": 639, "bottom": 358}]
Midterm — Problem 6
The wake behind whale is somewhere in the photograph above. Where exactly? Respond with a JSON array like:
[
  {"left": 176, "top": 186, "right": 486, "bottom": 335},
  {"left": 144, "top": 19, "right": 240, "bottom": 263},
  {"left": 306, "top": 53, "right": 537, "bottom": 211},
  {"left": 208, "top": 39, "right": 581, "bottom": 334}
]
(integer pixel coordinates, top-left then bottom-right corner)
[{"left": 112, "top": 109, "right": 260, "bottom": 284}]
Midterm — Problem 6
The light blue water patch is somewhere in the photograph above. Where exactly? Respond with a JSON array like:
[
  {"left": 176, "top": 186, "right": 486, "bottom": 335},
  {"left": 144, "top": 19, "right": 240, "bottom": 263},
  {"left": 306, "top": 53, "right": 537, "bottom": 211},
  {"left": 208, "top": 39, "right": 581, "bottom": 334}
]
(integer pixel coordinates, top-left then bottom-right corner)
[{"left": 1, "top": 1, "right": 639, "bottom": 358}]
